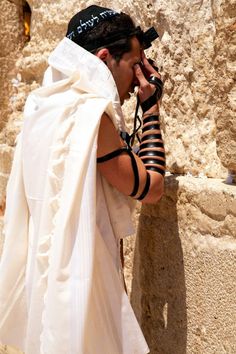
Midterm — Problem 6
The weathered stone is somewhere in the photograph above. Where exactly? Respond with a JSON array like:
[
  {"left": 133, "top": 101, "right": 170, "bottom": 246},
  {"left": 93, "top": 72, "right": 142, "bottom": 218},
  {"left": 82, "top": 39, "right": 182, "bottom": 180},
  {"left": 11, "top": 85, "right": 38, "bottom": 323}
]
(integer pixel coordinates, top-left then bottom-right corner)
[
  {"left": 1, "top": 0, "right": 234, "bottom": 177},
  {"left": 0, "top": 1, "right": 25, "bottom": 132},
  {"left": 0, "top": 344, "right": 24, "bottom": 354},
  {"left": 211, "top": 0, "right": 236, "bottom": 173},
  {"left": 0, "top": 145, "right": 14, "bottom": 208},
  {"left": 131, "top": 175, "right": 236, "bottom": 353},
  {"left": 123, "top": 202, "right": 141, "bottom": 296}
]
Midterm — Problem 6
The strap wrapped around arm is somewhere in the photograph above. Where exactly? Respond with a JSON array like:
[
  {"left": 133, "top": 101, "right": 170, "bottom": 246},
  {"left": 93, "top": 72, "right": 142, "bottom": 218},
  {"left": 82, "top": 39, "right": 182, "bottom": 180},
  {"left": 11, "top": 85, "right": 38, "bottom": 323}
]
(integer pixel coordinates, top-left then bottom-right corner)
[
  {"left": 97, "top": 147, "right": 129, "bottom": 163},
  {"left": 97, "top": 113, "right": 165, "bottom": 201},
  {"left": 138, "top": 114, "right": 166, "bottom": 176},
  {"left": 97, "top": 146, "right": 139, "bottom": 197},
  {"left": 136, "top": 172, "right": 150, "bottom": 200}
]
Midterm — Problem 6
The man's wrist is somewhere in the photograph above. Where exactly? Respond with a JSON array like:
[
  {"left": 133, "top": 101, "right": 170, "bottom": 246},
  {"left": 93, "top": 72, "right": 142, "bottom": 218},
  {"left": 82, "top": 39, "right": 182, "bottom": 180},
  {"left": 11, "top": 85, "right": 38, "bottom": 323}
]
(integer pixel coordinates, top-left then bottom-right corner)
[
  {"left": 138, "top": 111, "right": 166, "bottom": 176},
  {"left": 142, "top": 104, "right": 159, "bottom": 118}
]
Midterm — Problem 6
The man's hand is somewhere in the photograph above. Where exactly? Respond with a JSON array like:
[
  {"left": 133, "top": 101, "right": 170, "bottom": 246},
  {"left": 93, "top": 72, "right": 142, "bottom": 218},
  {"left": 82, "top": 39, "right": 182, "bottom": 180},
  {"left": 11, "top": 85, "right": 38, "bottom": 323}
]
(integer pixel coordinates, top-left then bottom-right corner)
[{"left": 134, "top": 51, "right": 162, "bottom": 104}]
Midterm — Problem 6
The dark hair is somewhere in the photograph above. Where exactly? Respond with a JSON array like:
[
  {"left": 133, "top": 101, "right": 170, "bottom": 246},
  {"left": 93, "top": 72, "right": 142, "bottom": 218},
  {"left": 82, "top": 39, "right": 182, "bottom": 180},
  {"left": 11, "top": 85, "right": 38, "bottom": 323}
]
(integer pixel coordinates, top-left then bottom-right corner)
[{"left": 76, "top": 13, "right": 140, "bottom": 62}]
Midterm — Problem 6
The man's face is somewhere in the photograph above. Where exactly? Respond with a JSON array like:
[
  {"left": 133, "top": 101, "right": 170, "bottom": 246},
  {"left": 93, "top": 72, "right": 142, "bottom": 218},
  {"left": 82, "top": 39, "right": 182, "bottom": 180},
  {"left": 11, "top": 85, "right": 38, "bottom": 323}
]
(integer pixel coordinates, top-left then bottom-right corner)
[{"left": 107, "top": 37, "right": 142, "bottom": 105}]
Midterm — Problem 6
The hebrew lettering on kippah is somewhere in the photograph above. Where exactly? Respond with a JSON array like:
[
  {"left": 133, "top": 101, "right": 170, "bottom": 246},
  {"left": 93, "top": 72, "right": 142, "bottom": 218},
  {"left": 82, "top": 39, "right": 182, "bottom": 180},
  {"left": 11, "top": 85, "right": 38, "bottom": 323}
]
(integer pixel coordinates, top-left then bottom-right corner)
[
  {"left": 80, "top": 19, "right": 87, "bottom": 31},
  {"left": 67, "top": 30, "right": 75, "bottom": 40},
  {"left": 77, "top": 25, "right": 82, "bottom": 34},
  {"left": 100, "top": 10, "right": 117, "bottom": 19},
  {"left": 66, "top": 9, "right": 118, "bottom": 39},
  {"left": 87, "top": 15, "right": 99, "bottom": 27}
]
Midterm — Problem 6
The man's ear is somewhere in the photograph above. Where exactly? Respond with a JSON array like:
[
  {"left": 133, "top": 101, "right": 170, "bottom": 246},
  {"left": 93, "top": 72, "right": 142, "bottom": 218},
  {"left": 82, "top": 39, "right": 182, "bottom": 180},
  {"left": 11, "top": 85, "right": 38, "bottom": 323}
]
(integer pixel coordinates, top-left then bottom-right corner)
[{"left": 96, "top": 48, "right": 110, "bottom": 64}]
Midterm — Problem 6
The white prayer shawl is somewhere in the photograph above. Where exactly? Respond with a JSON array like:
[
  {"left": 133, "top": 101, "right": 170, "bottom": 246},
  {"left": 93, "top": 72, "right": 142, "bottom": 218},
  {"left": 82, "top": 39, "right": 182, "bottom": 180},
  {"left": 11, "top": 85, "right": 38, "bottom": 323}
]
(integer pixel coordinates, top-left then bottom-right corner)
[{"left": 0, "top": 38, "right": 149, "bottom": 354}]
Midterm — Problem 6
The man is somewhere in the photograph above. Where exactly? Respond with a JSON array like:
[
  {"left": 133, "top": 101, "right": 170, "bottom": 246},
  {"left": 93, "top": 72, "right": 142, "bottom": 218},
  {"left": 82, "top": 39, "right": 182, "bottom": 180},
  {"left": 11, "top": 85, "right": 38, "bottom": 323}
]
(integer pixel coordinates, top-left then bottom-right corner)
[{"left": 0, "top": 5, "right": 165, "bottom": 354}]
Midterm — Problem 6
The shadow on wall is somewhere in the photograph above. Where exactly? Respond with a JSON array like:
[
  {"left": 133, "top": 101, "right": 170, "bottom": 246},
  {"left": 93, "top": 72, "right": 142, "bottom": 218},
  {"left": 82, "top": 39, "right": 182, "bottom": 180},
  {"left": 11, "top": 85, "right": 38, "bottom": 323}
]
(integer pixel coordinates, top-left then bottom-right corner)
[{"left": 131, "top": 176, "right": 187, "bottom": 354}]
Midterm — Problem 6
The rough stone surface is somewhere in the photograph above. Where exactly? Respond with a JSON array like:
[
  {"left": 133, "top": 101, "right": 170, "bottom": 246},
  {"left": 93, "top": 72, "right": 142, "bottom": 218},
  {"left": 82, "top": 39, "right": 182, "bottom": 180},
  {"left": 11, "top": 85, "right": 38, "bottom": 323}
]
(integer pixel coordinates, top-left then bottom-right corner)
[
  {"left": 131, "top": 175, "right": 236, "bottom": 354},
  {"left": 123, "top": 203, "right": 141, "bottom": 296},
  {"left": 1, "top": 0, "right": 235, "bottom": 179},
  {"left": 0, "top": 0, "right": 26, "bottom": 213},
  {"left": 0, "top": 344, "right": 24, "bottom": 354},
  {"left": 152, "top": 0, "right": 235, "bottom": 177},
  {"left": 0, "top": 0, "right": 25, "bottom": 132},
  {"left": 107, "top": 0, "right": 235, "bottom": 178},
  {"left": 212, "top": 1, "right": 236, "bottom": 173}
]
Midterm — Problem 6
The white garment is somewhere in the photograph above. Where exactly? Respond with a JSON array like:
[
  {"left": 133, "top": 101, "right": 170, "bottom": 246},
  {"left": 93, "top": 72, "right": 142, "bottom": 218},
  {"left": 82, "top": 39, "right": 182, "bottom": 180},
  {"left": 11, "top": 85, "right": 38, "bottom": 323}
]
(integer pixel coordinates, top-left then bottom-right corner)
[{"left": 0, "top": 38, "right": 149, "bottom": 354}]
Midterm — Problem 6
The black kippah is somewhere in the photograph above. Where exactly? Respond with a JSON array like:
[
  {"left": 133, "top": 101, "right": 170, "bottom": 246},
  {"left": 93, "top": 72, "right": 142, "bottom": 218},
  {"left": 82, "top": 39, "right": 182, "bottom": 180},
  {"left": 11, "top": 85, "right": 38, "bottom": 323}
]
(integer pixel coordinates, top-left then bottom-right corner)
[
  {"left": 66, "top": 5, "right": 119, "bottom": 44},
  {"left": 66, "top": 5, "right": 159, "bottom": 52}
]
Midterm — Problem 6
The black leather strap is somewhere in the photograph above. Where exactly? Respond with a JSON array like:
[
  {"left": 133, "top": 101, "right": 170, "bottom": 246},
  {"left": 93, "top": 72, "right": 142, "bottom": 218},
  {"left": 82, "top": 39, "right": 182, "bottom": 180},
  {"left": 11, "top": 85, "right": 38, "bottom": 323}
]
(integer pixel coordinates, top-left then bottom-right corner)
[
  {"left": 137, "top": 172, "right": 151, "bottom": 201},
  {"left": 97, "top": 146, "right": 139, "bottom": 198},
  {"left": 143, "top": 115, "right": 160, "bottom": 125},
  {"left": 140, "top": 77, "right": 163, "bottom": 113},
  {"left": 97, "top": 147, "right": 129, "bottom": 163},
  {"left": 146, "top": 165, "right": 165, "bottom": 175},
  {"left": 139, "top": 150, "right": 165, "bottom": 158},
  {"left": 141, "top": 158, "right": 165, "bottom": 166},
  {"left": 140, "top": 93, "right": 157, "bottom": 113},
  {"left": 140, "top": 141, "right": 164, "bottom": 149},
  {"left": 142, "top": 124, "right": 160, "bottom": 133},
  {"left": 138, "top": 112, "right": 165, "bottom": 176},
  {"left": 120, "top": 131, "right": 132, "bottom": 149},
  {"left": 126, "top": 149, "right": 139, "bottom": 197},
  {"left": 141, "top": 133, "right": 163, "bottom": 141},
  {"left": 148, "top": 76, "right": 163, "bottom": 96}
]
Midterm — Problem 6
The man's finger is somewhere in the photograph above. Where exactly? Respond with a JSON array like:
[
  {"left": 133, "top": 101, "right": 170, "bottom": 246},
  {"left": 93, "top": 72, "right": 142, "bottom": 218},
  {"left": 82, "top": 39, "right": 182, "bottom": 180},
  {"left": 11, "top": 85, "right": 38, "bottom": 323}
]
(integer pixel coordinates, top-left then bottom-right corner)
[
  {"left": 133, "top": 64, "right": 148, "bottom": 86},
  {"left": 141, "top": 52, "right": 161, "bottom": 79}
]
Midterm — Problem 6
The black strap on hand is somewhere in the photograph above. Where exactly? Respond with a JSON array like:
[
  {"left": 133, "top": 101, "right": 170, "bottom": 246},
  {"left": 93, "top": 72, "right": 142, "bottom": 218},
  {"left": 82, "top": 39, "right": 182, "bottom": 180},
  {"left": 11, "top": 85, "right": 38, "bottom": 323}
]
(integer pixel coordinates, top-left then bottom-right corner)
[
  {"left": 140, "top": 94, "right": 157, "bottom": 113},
  {"left": 140, "top": 76, "right": 163, "bottom": 113}
]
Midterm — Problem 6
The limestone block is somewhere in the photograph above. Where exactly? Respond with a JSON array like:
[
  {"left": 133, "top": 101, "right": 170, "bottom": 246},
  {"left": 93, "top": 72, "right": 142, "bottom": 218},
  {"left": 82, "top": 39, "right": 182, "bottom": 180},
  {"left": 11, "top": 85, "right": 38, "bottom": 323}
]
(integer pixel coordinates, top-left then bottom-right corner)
[
  {"left": 211, "top": 0, "right": 236, "bottom": 173},
  {"left": 123, "top": 202, "right": 141, "bottom": 296},
  {"left": 0, "top": 1, "right": 26, "bottom": 133},
  {"left": 0, "top": 344, "right": 23, "bottom": 354},
  {"left": 131, "top": 176, "right": 236, "bottom": 353},
  {"left": 14, "top": 1, "right": 87, "bottom": 86},
  {"left": 0, "top": 58, "right": 14, "bottom": 131},
  {"left": 0, "top": 1, "right": 24, "bottom": 57},
  {"left": 0, "top": 145, "right": 14, "bottom": 205},
  {"left": 151, "top": 0, "right": 234, "bottom": 178},
  {"left": 2, "top": 0, "right": 234, "bottom": 179},
  {"left": 103, "top": 0, "right": 233, "bottom": 178}
]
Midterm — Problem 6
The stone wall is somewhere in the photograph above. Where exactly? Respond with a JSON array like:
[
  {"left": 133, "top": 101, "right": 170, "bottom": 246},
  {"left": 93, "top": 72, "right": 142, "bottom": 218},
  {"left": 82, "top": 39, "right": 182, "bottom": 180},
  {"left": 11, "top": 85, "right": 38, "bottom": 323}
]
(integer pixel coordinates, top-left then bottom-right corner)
[
  {"left": 131, "top": 176, "right": 236, "bottom": 353},
  {"left": 0, "top": 0, "right": 235, "bottom": 353},
  {"left": 0, "top": 0, "right": 26, "bottom": 221}
]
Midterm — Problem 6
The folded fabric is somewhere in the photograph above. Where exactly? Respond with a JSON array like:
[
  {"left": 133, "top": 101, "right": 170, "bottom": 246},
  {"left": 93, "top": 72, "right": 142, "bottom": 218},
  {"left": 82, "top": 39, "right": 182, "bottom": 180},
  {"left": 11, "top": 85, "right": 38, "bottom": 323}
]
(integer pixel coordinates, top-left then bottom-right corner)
[{"left": 0, "top": 38, "right": 149, "bottom": 354}]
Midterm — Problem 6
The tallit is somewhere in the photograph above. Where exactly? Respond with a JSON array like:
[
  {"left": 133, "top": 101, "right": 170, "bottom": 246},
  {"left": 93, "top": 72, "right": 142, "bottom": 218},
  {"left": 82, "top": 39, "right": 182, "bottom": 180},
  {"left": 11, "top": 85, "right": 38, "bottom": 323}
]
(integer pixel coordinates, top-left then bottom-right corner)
[{"left": 0, "top": 38, "right": 149, "bottom": 354}]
